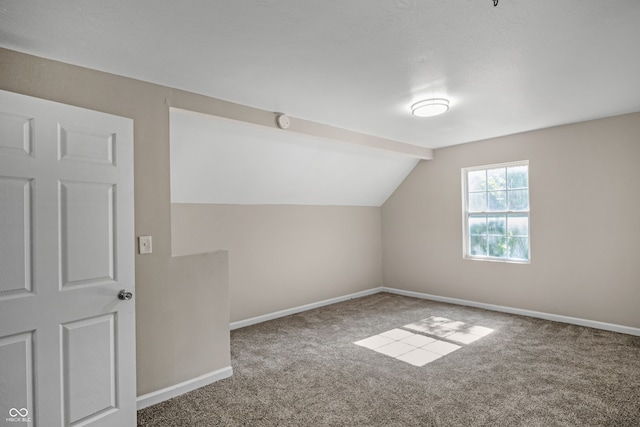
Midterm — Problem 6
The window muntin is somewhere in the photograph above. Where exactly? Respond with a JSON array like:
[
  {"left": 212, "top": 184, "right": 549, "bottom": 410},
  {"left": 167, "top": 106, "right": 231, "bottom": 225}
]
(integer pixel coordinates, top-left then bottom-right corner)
[{"left": 463, "top": 161, "right": 530, "bottom": 262}]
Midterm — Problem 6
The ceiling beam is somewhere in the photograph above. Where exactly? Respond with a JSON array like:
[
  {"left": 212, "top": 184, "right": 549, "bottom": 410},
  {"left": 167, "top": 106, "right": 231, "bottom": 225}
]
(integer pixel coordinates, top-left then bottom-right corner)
[{"left": 286, "top": 116, "right": 434, "bottom": 160}]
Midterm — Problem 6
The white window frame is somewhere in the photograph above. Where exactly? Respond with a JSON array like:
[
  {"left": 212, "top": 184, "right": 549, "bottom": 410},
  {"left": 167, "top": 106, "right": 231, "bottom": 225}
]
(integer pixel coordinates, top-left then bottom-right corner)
[{"left": 461, "top": 160, "right": 531, "bottom": 264}]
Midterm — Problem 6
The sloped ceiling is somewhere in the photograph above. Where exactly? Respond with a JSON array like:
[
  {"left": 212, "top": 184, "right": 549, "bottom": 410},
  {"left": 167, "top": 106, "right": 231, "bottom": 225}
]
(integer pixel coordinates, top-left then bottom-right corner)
[
  {"left": 1, "top": 1, "right": 639, "bottom": 148},
  {"left": 3, "top": 1, "right": 640, "bottom": 207},
  {"left": 170, "top": 109, "right": 418, "bottom": 206}
]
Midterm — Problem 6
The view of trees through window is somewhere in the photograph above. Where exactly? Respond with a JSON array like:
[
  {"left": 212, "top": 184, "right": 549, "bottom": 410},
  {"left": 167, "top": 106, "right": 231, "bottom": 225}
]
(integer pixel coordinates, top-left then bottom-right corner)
[{"left": 464, "top": 162, "right": 530, "bottom": 262}]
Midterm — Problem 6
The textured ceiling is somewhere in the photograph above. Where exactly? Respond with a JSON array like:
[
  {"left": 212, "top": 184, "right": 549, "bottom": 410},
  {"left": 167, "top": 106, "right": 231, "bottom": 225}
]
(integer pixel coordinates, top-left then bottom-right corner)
[{"left": 1, "top": 0, "right": 639, "bottom": 148}]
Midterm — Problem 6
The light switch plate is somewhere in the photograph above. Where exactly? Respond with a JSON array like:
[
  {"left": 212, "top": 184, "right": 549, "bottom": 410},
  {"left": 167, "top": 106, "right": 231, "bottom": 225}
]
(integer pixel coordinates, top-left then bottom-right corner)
[{"left": 138, "top": 235, "right": 152, "bottom": 254}]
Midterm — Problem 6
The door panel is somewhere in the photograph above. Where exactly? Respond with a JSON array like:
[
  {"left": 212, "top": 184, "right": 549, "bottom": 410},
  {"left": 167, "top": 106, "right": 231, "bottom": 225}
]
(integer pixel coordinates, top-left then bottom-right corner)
[
  {"left": 0, "top": 112, "right": 32, "bottom": 156},
  {"left": 0, "top": 90, "right": 135, "bottom": 427},
  {"left": 59, "top": 181, "right": 115, "bottom": 288},
  {"left": 58, "top": 124, "right": 114, "bottom": 166},
  {"left": 0, "top": 331, "right": 35, "bottom": 420},
  {"left": 62, "top": 314, "right": 117, "bottom": 425},
  {"left": 0, "top": 176, "right": 33, "bottom": 296}
]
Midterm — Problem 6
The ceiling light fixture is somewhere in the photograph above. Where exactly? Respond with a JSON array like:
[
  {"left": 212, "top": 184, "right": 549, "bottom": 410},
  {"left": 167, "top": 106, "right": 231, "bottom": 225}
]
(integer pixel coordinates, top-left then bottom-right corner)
[{"left": 411, "top": 98, "right": 450, "bottom": 118}]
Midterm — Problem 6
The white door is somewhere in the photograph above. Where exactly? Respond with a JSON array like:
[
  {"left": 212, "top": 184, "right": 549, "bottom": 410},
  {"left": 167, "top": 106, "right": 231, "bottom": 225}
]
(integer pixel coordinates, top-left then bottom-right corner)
[{"left": 0, "top": 90, "right": 136, "bottom": 426}]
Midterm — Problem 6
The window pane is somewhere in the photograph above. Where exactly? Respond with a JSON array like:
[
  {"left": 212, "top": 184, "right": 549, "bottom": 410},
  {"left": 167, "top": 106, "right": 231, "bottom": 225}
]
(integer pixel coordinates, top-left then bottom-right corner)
[
  {"left": 469, "top": 215, "right": 487, "bottom": 235},
  {"left": 469, "top": 192, "right": 486, "bottom": 212},
  {"left": 507, "top": 214, "right": 529, "bottom": 237},
  {"left": 508, "top": 237, "right": 529, "bottom": 260},
  {"left": 508, "top": 189, "right": 529, "bottom": 211},
  {"left": 488, "top": 236, "right": 507, "bottom": 258},
  {"left": 487, "top": 215, "right": 506, "bottom": 235},
  {"left": 507, "top": 165, "right": 528, "bottom": 189},
  {"left": 470, "top": 236, "right": 487, "bottom": 256},
  {"left": 463, "top": 162, "right": 530, "bottom": 262},
  {"left": 487, "top": 168, "right": 506, "bottom": 191},
  {"left": 468, "top": 170, "right": 486, "bottom": 192},
  {"left": 488, "top": 190, "right": 507, "bottom": 211}
]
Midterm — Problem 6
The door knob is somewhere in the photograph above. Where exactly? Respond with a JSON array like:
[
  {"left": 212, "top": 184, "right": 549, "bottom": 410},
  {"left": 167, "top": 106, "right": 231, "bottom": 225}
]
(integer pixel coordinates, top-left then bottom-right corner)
[{"left": 118, "top": 290, "right": 133, "bottom": 301}]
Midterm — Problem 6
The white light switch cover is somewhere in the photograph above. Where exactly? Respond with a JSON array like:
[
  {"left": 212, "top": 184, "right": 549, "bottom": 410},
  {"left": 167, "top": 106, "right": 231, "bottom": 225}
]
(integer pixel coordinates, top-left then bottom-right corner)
[{"left": 138, "top": 235, "right": 152, "bottom": 254}]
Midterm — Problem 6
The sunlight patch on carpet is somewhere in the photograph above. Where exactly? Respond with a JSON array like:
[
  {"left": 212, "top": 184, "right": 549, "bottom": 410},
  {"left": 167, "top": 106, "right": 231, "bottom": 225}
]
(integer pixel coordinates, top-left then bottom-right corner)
[{"left": 354, "top": 316, "right": 494, "bottom": 367}]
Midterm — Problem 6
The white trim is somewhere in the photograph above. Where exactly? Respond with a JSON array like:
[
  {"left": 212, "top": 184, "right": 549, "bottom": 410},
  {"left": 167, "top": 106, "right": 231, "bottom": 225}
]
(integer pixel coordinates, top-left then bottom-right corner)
[
  {"left": 230, "top": 286, "right": 640, "bottom": 336},
  {"left": 462, "top": 159, "right": 530, "bottom": 172},
  {"left": 462, "top": 160, "right": 531, "bottom": 263},
  {"left": 136, "top": 366, "right": 233, "bottom": 410},
  {"left": 137, "top": 286, "right": 638, "bottom": 410},
  {"left": 136, "top": 288, "right": 638, "bottom": 412},
  {"left": 381, "top": 287, "right": 640, "bottom": 337},
  {"left": 230, "top": 287, "right": 383, "bottom": 330}
]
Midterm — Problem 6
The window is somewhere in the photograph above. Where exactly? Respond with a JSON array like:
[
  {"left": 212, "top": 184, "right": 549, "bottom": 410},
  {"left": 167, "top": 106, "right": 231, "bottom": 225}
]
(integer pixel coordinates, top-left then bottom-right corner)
[{"left": 462, "top": 161, "right": 530, "bottom": 262}]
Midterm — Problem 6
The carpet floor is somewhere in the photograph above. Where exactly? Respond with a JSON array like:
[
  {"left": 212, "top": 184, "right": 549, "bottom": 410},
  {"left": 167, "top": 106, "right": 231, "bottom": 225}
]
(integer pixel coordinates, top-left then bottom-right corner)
[{"left": 137, "top": 293, "right": 640, "bottom": 426}]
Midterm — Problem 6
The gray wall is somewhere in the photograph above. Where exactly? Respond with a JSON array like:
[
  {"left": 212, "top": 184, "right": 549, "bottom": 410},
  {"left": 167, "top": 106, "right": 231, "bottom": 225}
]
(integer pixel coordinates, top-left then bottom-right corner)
[
  {"left": 382, "top": 112, "right": 640, "bottom": 329},
  {"left": 171, "top": 204, "right": 382, "bottom": 322},
  {"left": 0, "top": 48, "right": 237, "bottom": 396},
  {"left": 0, "top": 47, "right": 385, "bottom": 396}
]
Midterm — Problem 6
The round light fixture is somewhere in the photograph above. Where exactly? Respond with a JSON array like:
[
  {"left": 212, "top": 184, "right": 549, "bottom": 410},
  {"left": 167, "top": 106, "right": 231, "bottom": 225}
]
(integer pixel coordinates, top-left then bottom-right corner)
[{"left": 411, "top": 98, "right": 449, "bottom": 117}]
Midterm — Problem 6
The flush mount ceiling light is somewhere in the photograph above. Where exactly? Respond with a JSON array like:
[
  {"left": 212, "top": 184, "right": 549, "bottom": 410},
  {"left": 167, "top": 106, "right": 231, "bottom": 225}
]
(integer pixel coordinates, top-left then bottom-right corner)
[{"left": 411, "top": 98, "right": 450, "bottom": 118}]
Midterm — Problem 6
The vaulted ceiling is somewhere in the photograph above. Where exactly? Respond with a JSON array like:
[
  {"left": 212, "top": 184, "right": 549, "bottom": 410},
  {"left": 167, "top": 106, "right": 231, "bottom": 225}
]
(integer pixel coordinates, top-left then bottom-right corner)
[
  {"left": 2, "top": 0, "right": 639, "bottom": 149},
  {"left": 170, "top": 109, "right": 419, "bottom": 206}
]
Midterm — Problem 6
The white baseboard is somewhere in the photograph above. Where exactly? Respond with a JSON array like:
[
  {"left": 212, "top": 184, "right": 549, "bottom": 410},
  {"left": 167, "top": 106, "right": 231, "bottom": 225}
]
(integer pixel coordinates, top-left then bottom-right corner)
[
  {"left": 230, "top": 287, "right": 383, "bottom": 330},
  {"left": 137, "top": 366, "right": 233, "bottom": 410},
  {"left": 231, "top": 286, "right": 640, "bottom": 336},
  {"left": 382, "top": 287, "right": 640, "bottom": 337},
  {"left": 138, "top": 286, "right": 638, "bottom": 410}
]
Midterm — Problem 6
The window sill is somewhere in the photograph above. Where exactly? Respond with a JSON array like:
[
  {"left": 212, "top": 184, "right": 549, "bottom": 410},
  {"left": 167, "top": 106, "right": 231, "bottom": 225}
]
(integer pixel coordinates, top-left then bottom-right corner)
[{"left": 464, "top": 256, "right": 530, "bottom": 265}]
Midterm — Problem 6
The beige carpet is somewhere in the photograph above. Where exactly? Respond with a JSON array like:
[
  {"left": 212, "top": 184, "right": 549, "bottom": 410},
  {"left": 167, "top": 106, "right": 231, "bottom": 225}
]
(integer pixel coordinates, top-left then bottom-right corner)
[{"left": 138, "top": 293, "right": 640, "bottom": 426}]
